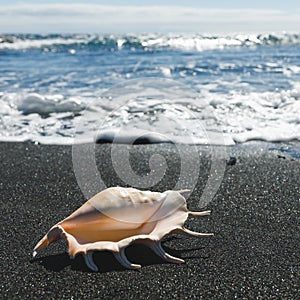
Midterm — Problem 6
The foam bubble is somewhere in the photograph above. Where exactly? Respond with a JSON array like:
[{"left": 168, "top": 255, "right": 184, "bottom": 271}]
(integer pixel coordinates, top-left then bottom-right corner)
[{"left": 17, "top": 93, "right": 84, "bottom": 116}]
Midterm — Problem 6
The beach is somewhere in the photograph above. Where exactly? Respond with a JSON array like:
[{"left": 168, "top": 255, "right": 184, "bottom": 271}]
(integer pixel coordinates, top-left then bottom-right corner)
[
  {"left": 1, "top": 141, "right": 299, "bottom": 299},
  {"left": 2, "top": 8, "right": 300, "bottom": 300}
]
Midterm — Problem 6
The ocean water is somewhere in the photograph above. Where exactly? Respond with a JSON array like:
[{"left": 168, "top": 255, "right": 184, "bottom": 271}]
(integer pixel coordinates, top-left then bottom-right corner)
[{"left": 1, "top": 32, "right": 300, "bottom": 145}]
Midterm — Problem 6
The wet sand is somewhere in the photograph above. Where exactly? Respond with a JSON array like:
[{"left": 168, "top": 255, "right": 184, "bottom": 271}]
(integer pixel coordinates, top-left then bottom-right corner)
[{"left": 0, "top": 141, "right": 299, "bottom": 299}]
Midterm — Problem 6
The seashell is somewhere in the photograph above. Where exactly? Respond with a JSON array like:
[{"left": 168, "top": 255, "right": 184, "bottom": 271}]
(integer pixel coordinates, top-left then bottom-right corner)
[{"left": 33, "top": 187, "right": 213, "bottom": 271}]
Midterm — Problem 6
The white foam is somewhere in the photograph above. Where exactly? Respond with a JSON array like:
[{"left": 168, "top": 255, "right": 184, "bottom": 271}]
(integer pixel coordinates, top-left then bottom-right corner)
[
  {"left": 2, "top": 32, "right": 300, "bottom": 52},
  {"left": 0, "top": 37, "right": 87, "bottom": 50},
  {"left": 203, "top": 87, "right": 300, "bottom": 143},
  {"left": 17, "top": 93, "right": 85, "bottom": 115},
  {"left": 1, "top": 84, "right": 300, "bottom": 145},
  {"left": 138, "top": 32, "right": 300, "bottom": 52}
]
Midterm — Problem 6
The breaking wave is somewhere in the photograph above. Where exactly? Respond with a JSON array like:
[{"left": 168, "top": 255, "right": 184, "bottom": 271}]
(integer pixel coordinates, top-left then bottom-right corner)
[{"left": 1, "top": 32, "right": 300, "bottom": 52}]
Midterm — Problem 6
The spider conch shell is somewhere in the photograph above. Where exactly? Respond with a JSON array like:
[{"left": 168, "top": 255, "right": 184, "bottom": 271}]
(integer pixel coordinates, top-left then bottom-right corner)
[{"left": 33, "top": 187, "right": 213, "bottom": 271}]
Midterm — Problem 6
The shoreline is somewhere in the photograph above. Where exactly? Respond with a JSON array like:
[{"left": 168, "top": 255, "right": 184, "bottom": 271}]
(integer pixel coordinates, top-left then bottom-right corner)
[{"left": 1, "top": 141, "right": 299, "bottom": 299}]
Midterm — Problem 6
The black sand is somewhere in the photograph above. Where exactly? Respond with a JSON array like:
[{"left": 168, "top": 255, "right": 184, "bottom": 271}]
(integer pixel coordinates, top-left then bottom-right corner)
[{"left": 0, "top": 141, "right": 299, "bottom": 299}]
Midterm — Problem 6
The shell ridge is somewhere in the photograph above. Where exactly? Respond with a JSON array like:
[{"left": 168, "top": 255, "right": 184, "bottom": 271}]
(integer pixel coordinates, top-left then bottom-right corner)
[{"left": 87, "top": 187, "right": 168, "bottom": 224}]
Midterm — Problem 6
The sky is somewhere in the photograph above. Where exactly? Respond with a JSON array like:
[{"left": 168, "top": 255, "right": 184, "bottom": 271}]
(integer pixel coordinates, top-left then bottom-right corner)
[{"left": 0, "top": 0, "right": 300, "bottom": 34}]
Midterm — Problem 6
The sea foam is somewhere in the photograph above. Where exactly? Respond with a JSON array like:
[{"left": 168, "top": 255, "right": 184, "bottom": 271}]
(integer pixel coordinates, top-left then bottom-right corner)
[{"left": 0, "top": 84, "right": 299, "bottom": 145}]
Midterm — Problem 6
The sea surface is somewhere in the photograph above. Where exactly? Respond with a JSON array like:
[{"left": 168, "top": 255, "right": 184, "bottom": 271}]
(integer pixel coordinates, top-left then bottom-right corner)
[{"left": 1, "top": 32, "right": 300, "bottom": 145}]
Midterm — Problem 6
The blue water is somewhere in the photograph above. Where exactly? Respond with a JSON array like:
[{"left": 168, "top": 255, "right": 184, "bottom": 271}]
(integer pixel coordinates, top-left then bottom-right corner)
[{"left": 1, "top": 33, "right": 300, "bottom": 144}]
